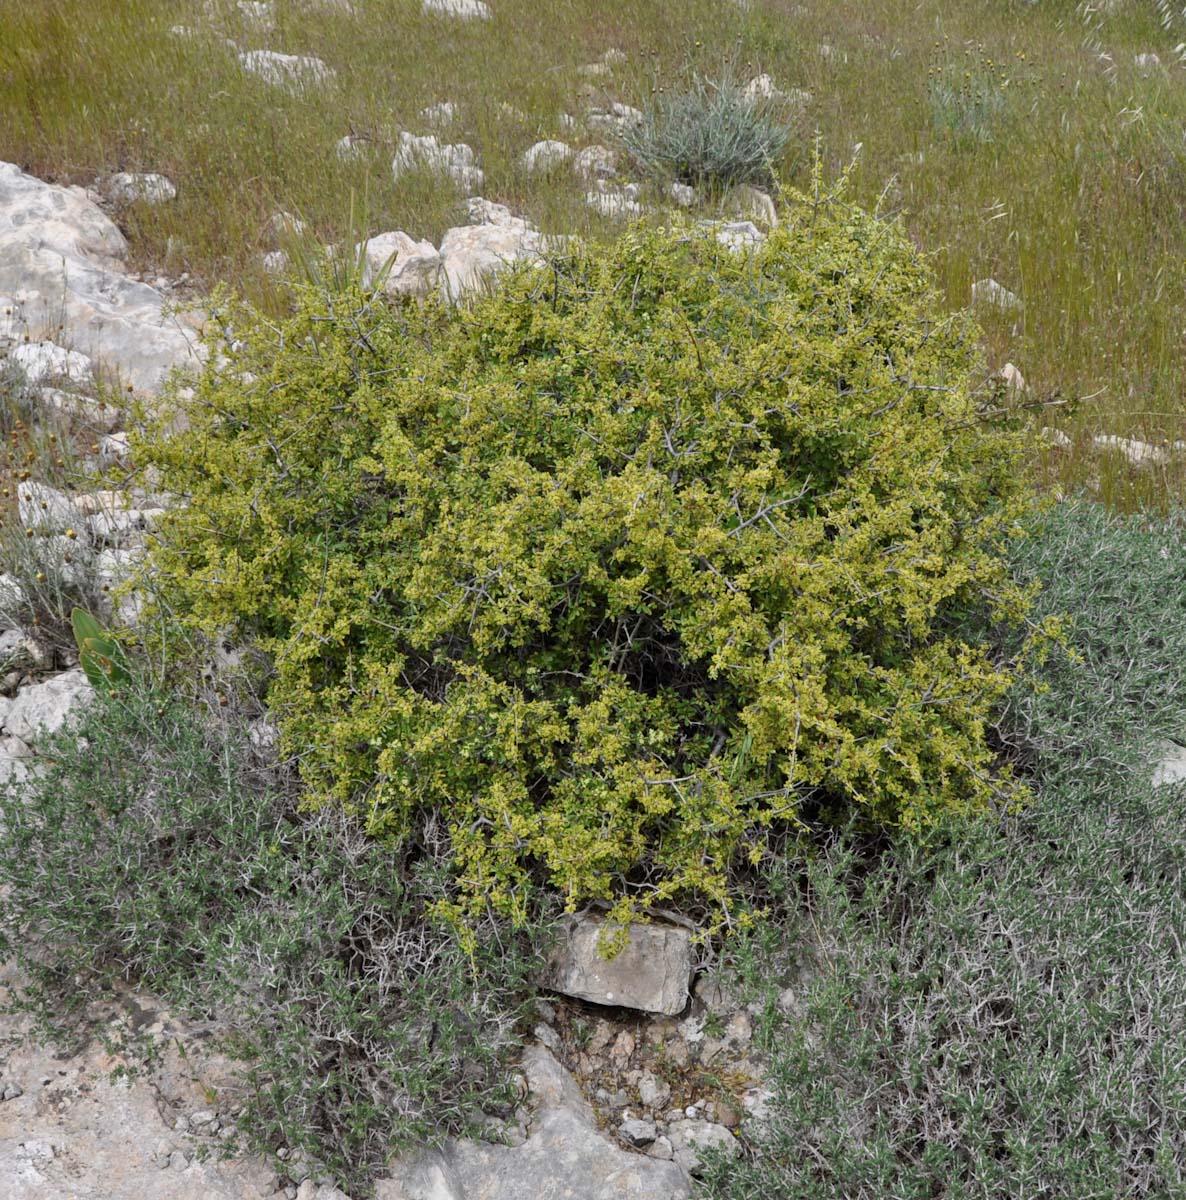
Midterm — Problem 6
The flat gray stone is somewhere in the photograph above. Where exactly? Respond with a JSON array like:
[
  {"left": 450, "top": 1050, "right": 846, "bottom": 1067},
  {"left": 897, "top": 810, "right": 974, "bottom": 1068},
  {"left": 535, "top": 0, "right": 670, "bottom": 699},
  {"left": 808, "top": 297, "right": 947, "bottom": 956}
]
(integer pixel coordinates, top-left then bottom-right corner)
[
  {"left": 450, "top": 1107, "right": 689, "bottom": 1199},
  {"left": 544, "top": 915, "right": 693, "bottom": 1015},
  {"left": 519, "top": 1044, "right": 592, "bottom": 1121},
  {"left": 620, "top": 1116, "right": 658, "bottom": 1148},
  {"left": 3, "top": 669, "right": 93, "bottom": 746},
  {"left": 376, "top": 1047, "right": 690, "bottom": 1199}
]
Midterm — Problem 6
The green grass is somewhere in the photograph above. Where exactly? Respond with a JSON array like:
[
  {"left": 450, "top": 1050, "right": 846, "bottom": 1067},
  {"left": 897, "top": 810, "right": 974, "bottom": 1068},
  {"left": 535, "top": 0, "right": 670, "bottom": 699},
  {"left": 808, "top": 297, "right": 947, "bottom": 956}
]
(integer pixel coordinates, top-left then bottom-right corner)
[
  {"left": 4, "top": 0, "right": 1186, "bottom": 504},
  {"left": 699, "top": 499, "right": 1186, "bottom": 1198}
]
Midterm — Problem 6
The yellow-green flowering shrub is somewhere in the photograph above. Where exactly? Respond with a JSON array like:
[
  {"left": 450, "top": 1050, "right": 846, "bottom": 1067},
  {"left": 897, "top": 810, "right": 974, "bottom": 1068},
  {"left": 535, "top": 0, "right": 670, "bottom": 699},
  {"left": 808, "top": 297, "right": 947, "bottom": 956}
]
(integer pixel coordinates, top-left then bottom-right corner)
[{"left": 136, "top": 184, "right": 1035, "bottom": 928}]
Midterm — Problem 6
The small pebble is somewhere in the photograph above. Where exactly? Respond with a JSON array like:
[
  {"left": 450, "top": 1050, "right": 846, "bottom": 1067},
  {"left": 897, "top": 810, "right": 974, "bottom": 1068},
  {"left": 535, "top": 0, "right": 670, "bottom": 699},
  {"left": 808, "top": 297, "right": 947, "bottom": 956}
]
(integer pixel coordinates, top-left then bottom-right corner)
[
  {"left": 647, "top": 1134, "right": 674, "bottom": 1160},
  {"left": 533, "top": 1022, "right": 561, "bottom": 1052},
  {"left": 620, "top": 1116, "right": 658, "bottom": 1147}
]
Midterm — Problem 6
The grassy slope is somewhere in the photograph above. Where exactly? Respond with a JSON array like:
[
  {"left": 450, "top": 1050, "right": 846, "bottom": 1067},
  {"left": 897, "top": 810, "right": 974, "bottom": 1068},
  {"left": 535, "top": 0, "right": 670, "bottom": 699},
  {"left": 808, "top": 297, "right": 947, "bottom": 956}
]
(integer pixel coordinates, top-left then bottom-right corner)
[{"left": 3, "top": 0, "right": 1186, "bottom": 505}]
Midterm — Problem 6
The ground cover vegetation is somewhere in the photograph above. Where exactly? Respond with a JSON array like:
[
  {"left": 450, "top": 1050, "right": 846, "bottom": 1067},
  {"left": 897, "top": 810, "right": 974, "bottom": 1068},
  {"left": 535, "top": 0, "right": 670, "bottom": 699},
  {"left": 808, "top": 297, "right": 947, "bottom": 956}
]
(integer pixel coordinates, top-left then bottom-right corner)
[
  {"left": 4, "top": 0, "right": 1186, "bottom": 504},
  {"left": 0, "top": 678, "right": 545, "bottom": 1196},
  {"left": 131, "top": 180, "right": 1040, "bottom": 931},
  {"left": 699, "top": 500, "right": 1186, "bottom": 1198},
  {"left": 3, "top": 1, "right": 1186, "bottom": 1195}
]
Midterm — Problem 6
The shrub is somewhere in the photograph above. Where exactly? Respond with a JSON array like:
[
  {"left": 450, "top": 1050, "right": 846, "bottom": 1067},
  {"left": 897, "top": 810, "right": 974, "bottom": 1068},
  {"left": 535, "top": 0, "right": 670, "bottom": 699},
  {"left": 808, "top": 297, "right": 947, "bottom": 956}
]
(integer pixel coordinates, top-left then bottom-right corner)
[
  {"left": 621, "top": 69, "right": 793, "bottom": 191},
  {"left": 700, "top": 501, "right": 1186, "bottom": 1199},
  {"left": 134, "top": 180, "right": 1036, "bottom": 930},
  {"left": 0, "top": 677, "right": 541, "bottom": 1197}
]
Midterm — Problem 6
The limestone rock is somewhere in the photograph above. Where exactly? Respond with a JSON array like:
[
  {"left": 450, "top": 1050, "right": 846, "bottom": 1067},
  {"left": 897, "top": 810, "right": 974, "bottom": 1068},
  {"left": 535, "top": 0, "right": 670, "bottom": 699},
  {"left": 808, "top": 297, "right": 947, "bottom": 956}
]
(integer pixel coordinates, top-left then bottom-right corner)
[
  {"left": 238, "top": 0, "right": 275, "bottom": 29},
  {"left": 0, "top": 162, "right": 126, "bottom": 264},
  {"left": 420, "top": 100, "right": 458, "bottom": 125},
  {"left": 265, "top": 210, "right": 308, "bottom": 242},
  {"left": 422, "top": 0, "right": 491, "bottom": 16},
  {"left": 96, "top": 547, "right": 147, "bottom": 624},
  {"left": 520, "top": 1043, "right": 593, "bottom": 1120},
  {"left": 335, "top": 134, "right": 367, "bottom": 162},
  {"left": 378, "top": 1047, "right": 689, "bottom": 1199},
  {"left": 0, "top": 578, "right": 26, "bottom": 625},
  {"left": 638, "top": 1072, "right": 671, "bottom": 1109},
  {"left": 544, "top": 914, "right": 693, "bottom": 1015},
  {"left": 356, "top": 231, "right": 442, "bottom": 297},
  {"left": 585, "top": 186, "right": 644, "bottom": 219},
  {"left": 375, "top": 1149, "right": 463, "bottom": 1200},
  {"left": 669, "top": 182, "right": 696, "bottom": 207},
  {"left": 438, "top": 202, "right": 547, "bottom": 299},
  {"left": 450, "top": 1106, "right": 688, "bottom": 1199},
  {"left": 0, "top": 961, "right": 278, "bottom": 1199},
  {"left": 1152, "top": 740, "right": 1186, "bottom": 787},
  {"left": 574, "top": 145, "right": 617, "bottom": 180},
  {"left": 0, "top": 162, "right": 201, "bottom": 392},
  {"left": 101, "top": 173, "right": 177, "bottom": 206},
  {"left": 692, "top": 972, "right": 738, "bottom": 1016},
  {"left": 32, "top": 534, "right": 92, "bottom": 590},
  {"left": 89, "top": 504, "right": 147, "bottom": 544},
  {"left": 619, "top": 1116, "right": 658, "bottom": 1148},
  {"left": 296, "top": 1183, "right": 352, "bottom": 1200},
  {"left": 238, "top": 50, "right": 335, "bottom": 89},
  {"left": 743, "top": 73, "right": 780, "bottom": 102},
  {"left": 1092, "top": 434, "right": 1169, "bottom": 468},
  {"left": 10, "top": 341, "right": 93, "bottom": 386},
  {"left": 17, "top": 482, "right": 83, "bottom": 533},
  {"left": 392, "top": 133, "right": 484, "bottom": 191},
  {"left": 588, "top": 102, "right": 643, "bottom": 133},
  {"left": 99, "top": 431, "right": 131, "bottom": 466},
  {"left": 465, "top": 197, "right": 520, "bottom": 227},
  {"left": 38, "top": 387, "right": 121, "bottom": 431},
  {"left": 971, "top": 277, "right": 1021, "bottom": 311},
  {"left": 0, "top": 736, "right": 33, "bottom": 786},
  {"left": 3, "top": 668, "right": 93, "bottom": 746},
  {"left": 711, "top": 220, "right": 764, "bottom": 253},
  {"left": 523, "top": 140, "right": 572, "bottom": 172},
  {"left": 1000, "top": 362, "right": 1027, "bottom": 392},
  {"left": 730, "top": 184, "right": 776, "bottom": 228}
]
